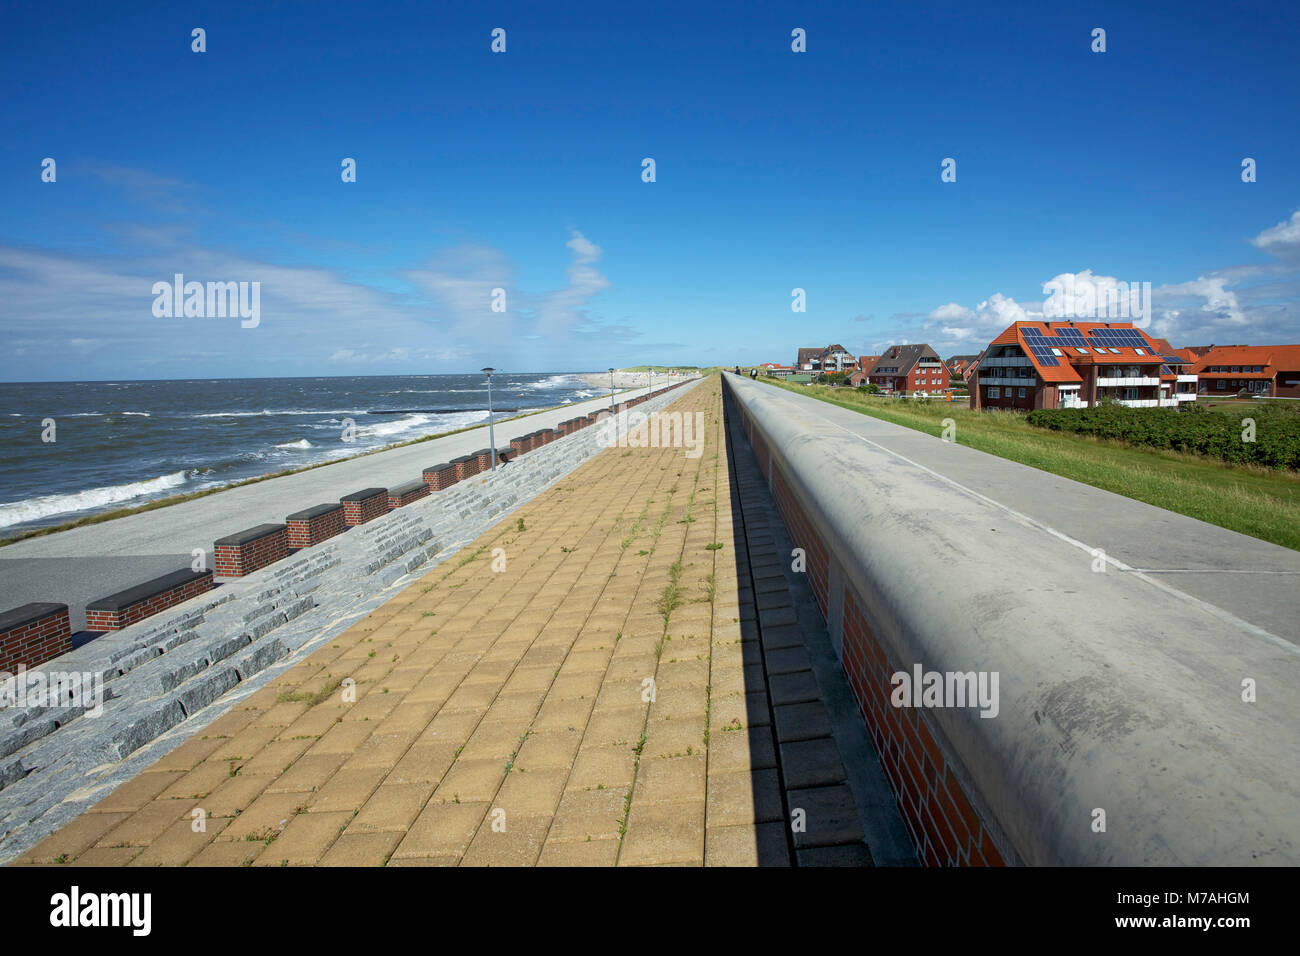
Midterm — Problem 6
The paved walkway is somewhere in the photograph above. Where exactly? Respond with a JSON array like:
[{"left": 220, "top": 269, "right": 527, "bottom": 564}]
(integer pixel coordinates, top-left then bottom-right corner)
[
  {"left": 14, "top": 377, "right": 884, "bottom": 866},
  {"left": 1, "top": 381, "right": 676, "bottom": 632}
]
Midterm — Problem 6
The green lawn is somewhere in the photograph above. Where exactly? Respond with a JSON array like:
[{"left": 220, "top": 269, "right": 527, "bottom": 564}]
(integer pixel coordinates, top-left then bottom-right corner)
[{"left": 761, "top": 380, "right": 1300, "bottom": 551}]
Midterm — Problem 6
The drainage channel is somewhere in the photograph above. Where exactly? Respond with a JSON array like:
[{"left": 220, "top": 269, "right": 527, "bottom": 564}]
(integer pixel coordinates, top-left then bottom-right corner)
[{"left": 722, "top": 387, "right": 916, "bottom": 866}]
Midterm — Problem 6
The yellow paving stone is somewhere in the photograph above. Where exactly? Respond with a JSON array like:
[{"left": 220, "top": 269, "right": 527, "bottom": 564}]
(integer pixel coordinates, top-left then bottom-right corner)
[
  {"left": 618, "top": 801, "right": 705, "bottom": 866},
  {"left": 252, "top": 810, "right": 351, "bottom": 866},
  {"left": 237, "top": 737, "right": 315, "bottom": 777},
  {"left": 461, "top": 814, "right": 551, "bottom": 866},
  {"left": 263, "top": 752, "right": 349, "bottom": 794},
  {"left": 218, "top": 790, "right": 310, "bottom": 842},
  {"left": 436, "top": 758, "right": 505, "bottom": 803},
  {"left": 158, "top": 759, "right": 236, "bottom": 800},
  {"left": 546, "top": 787, "right": 628, "bottom": 844},
  {"left": 339, "top": 731, "right": 417, "bottom": 770},
  {"left": 88, "top": 770, "right": 184, "bottom": 813},
  {"left": 188, "top": 837, "right": 265, "bottom": 866},
  {"left": 22, "top": 811, "right": 131, "bottom": 863},
  {"left": 387, "top": 741, "right": 459, "bottom": 785},
  {"left": 306, "top": 766, "right": 386, "bottom": 814},
  {"left": 634, "top": 754, "right": 707, "bottom": 805},
  {"left": 568, "top": 744, "right": 638, "bottom": 790},
  {"left": 95, "top": 799, "right": 191, "bottom": 848},
  {"left": 148, "top": 734, "right": 226, "bottom": 772},
  {"left": 705, "top": 823, "right": 790, "bottom": 867},
  {"left": 537, "top": 840, "right": 621, "bottom": 867},
  {"left": 128, "top": 814, "right": 229, "bottom": 866},
  {"left": 706, "top": 768, "right": 784, "bottom": 827},
  {"left": 73, "top": 846, "right": 143, "bottom": 867},
  {"left": 701, "top": 727, "right": 776, "bottom": 774},
  {"left": 318, "top": 831, "right": 403, "bottom": 867},
  {"left": 392, "top": 801, "right": 488, "bottom": 860},
  {"left": 350, "top": 783, "right": 430, "bottom": 833},
  {"left": 196, "top": 771, "right": 275, "bottom": 818},
  {"left": 643, "top": 715, "right": 707, "bottom": 758},
  {"left": 494, "top": 767, "right": 568, "bottom": 817},
  {"left": 197, "top": 707, "right": 261, "bottom": 740},
  {"left": 210, "top": 723, "right": 281, "bottom": 761},
  {"left": 513, "top": 729, "right": 582, "bottom": 770}
]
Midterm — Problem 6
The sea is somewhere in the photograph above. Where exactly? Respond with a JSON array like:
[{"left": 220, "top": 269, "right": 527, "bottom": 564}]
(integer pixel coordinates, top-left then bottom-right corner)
[{"left": 0, "top": 373, "right": 600, "bottom": 535}]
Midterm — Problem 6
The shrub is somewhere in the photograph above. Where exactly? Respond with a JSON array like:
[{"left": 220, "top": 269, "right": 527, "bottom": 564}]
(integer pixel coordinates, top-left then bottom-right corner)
[{"left": 1025, "top": 403, "right": 1300, "bottom": 470}]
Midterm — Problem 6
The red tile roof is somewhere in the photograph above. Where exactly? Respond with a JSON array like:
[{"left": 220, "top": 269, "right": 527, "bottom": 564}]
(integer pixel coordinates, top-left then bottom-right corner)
[
  {"left": 1190, "top": 345, "right": 1300, "bottom": 375},
  {"left": 985, "top": 321, "right": 1170, "bottom": 384}
]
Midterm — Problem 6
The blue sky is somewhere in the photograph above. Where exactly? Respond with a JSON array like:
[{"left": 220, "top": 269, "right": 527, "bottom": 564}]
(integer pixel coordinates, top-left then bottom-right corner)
[{"left": 2, "top": 0, "right": 1299, "bottom": 380}]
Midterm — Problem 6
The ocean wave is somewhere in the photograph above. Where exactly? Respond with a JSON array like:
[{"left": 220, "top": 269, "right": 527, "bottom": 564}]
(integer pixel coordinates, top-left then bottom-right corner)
[
  {"left": 0, "top": 471, "right": 191, "bottom": 528},
  {"left": 192, "top": 408, "right": 364, "bottom": 419},
  {"left": 525, "top": 375, "right": 579, "bottom": 390},
  {"left": 274, "top": 438, "right": 314, "bottom": 449},
  {"left": 119, "top": 411, "right": 151, "bottom": 417}
]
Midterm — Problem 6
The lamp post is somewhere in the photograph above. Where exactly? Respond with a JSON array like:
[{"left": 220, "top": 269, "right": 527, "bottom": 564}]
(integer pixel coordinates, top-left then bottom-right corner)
[
  {"left": 608, "top": 368, "right": 615, "bottom": 413},
  {"left": 482, "top": 367, "right": 496, "bottom": 471},
  {"left": 648, "top": 368, "right": 653, "bottom": 399}
]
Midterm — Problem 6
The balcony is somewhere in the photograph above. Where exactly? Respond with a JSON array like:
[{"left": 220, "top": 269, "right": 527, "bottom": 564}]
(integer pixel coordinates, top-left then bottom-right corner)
[
  {"left": 1115, "top": 398, "right": 1180, "bottom": 408},
  {"left": 1176, "top": 374, "right": 1198, "bottom": 383},
  {"left": 979, "top": 376, "right": 1037, "bottom": 387},
  {"left": 1096, "top": 376, "right": 1161, "bottom": 387}
]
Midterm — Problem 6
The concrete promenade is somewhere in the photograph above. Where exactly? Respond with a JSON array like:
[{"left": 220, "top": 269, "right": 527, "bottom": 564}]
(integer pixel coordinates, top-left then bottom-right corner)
[
  {"left": 0, "top": 383, "right": 667, "bottom": 632},
  {"left": 13, "top": 377, "right": 889, "bottom": 866},
  {"left": 752, "top": 381, "right": 1300, "bottom": 645}
]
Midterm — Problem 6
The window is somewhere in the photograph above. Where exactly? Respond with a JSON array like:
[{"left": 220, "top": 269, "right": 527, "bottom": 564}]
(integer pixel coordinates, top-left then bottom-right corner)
[
  {"left": 1216, "top": 380, "right": 1226, "bottom": 389},
  {"left": 1018, "top": 387, "right": 1026, "bottom": 398},
  {"left": 1109, "top": 348, "right": 1122, "bottom": 354},
  {"left": 1232, "top": 367, "right": 1240, "bottom": 373},
  {"left": 1134, "top": 348, "right": 1145, "bottom": 355},
  {"left": 989, "top": 387, "right": 1000, "bottom": 399},
  {"left": 1075, "top": 347, "right": 1089, "bottom": 354},
  {"left": 1051, "top": 348, "right": 1063, "bottom": 356}
]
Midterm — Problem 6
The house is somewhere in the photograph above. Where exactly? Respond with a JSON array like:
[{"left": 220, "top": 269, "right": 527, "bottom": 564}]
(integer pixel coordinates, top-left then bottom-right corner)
[
  {"left": 969, "top": 320, "right": 1196, "bottom": 411},
  {"left": 796, "top": 344, "right": 857, "bottom": 373},
  {"left": 864, "top": 345, "right": 948, "bottom": 394},
  {"left": 1190, "top": 344, "right": 1300, "bottom": 398},
  {"left": 963, "top": 350, "right": 986, "bottom": 385},
  {"left": 944, "top": 354, "right": 978, "bottom": 379}
]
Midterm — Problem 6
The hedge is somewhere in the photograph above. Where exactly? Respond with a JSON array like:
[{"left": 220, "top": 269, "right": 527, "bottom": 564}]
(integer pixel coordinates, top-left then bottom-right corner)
[{"left": 1024, "top": 403, "right": 1300, "bottom": 470}]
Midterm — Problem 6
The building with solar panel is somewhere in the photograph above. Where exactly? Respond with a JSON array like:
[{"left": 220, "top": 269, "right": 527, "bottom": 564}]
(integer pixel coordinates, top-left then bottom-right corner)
[{"left": 970, "top": 321, "right": 1200, "bottom": 411}]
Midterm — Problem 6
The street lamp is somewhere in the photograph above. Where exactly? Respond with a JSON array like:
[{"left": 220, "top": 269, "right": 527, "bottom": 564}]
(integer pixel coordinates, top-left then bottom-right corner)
[
  {"left": 608, "top": 368, "right": 616, "bottom": 413},
  {"left": 482, "top": 367, "right": 497, "bottom": 471},
  {"left": 648, "top": 367, "right": 653, "bottom": 398}
]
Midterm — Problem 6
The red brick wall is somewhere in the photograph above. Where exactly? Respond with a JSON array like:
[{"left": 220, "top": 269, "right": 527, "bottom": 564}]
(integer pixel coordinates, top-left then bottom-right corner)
[
  {"left": 342, "top": 492, "right": 388, "bottom": 526},
  {"left": 0, "top": 606, "right": 71, "bottom": 671},
  {"left": 453, "top": 457, "right": 480, "bottom": 480},
  {"left": 286, "top": 507, "right": 346, "bottom": 548},
  {"left": 85, "top": 573, "right": 215, "bottom": 631},
  {"left": 423, "top": 465, "right": 459, "bottom": 491},
  {"left": 215, "top": 527, "right": 289, "bottom": 577},
  {"left": 388, "top": 483, "right": 431, "bottom": 509},
  {"left": 841, "top": 590, "right": 1004, "bottom": 866}
]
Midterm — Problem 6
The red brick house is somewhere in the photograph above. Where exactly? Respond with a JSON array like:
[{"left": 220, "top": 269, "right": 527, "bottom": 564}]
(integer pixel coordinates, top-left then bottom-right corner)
[
  {"left": 1189, "top": 344, "right": 1300, "bottom": 398},
  {"left": 970, "top": 321, "right": 1194, "bottom": 411},
  {"left": 944, "top": 354, "right": 978, "bottom": 380},
  {"left": 864, "top": 345, "right": 948, "bottom": 394},
  {"left": 796, "top": 344, "right": 856, "bottom": 373}
]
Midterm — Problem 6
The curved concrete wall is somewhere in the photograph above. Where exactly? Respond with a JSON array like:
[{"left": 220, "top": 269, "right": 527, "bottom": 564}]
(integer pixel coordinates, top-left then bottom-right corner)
[{"left": 724, "top": 373, "right": 1300, "bottom": 866}]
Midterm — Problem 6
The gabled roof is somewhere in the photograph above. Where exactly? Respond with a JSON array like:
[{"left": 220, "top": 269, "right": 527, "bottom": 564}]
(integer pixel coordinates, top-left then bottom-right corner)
[
  {"left": 866, "top": 344, "right": 940, "bottom": 377},
  {"left": 1190, "top": 344, "right": 1300, "bottom": 375},
  {"left": 986, "top": 322, "right": 1169, "bottom": 384}
]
